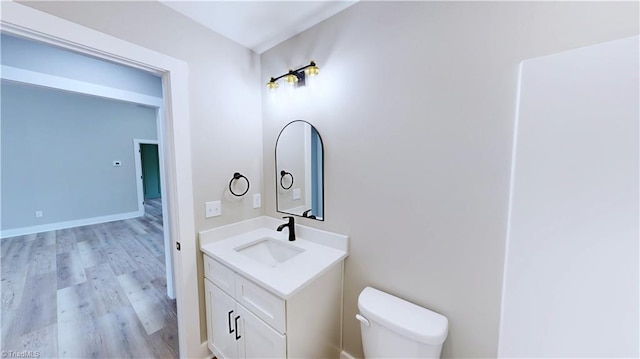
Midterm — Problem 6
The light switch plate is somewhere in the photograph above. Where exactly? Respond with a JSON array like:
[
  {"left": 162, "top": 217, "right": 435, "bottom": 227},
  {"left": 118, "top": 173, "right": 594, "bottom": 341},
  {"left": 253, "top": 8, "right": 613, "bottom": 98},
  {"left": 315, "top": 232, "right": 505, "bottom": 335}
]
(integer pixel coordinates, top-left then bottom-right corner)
[
  {"left": 293, "top": 188, "right": 301, "bottom": 200},
  {"left": 205, "top": 201, "right": 221, "bottom": 218},
  {"left": 253, "top": 194, "right": 261, "bottom": 208}
]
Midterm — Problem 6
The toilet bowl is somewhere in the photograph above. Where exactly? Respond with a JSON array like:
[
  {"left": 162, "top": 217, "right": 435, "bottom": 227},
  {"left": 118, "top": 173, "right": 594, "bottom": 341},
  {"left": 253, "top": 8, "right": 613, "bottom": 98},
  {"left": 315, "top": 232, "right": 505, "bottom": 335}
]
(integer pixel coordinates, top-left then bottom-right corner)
[{"left": 356, "top": 287, "right": 448, "bottom": 358}]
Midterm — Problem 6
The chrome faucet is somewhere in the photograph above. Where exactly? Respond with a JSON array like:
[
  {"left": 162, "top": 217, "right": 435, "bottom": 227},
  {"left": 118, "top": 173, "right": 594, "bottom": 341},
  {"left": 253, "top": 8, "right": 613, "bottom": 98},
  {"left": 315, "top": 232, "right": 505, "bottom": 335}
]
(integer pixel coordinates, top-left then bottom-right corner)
[{"left": 276, "top": 216, "right": 296, "bottom": 241}]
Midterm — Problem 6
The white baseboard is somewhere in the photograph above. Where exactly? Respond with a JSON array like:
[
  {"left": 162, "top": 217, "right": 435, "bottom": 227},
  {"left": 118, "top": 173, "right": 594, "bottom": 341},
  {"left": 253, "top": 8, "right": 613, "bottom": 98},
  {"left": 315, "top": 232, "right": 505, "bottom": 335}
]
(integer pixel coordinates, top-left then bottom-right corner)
[
  {"left": 0, "top": 210, "right": 142, "bottom": 238},
  {"left": 340, "top": 350, "right": 356, "bottom": 359}
]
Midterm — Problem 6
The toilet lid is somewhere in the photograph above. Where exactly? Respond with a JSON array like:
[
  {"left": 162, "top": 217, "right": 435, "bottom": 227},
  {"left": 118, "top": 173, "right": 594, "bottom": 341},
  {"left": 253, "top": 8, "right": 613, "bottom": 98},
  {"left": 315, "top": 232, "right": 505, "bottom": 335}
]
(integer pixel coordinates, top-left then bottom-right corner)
[{"left": 358, "top": 286, "right": 448, "bottom": 345}]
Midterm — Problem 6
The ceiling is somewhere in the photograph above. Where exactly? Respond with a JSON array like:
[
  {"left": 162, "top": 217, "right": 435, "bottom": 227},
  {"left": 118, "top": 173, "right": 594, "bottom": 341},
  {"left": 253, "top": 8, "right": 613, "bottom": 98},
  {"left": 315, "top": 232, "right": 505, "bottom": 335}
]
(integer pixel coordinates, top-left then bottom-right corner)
[{"left": 160, "top": 1, "right": 358, "bottom": 54}]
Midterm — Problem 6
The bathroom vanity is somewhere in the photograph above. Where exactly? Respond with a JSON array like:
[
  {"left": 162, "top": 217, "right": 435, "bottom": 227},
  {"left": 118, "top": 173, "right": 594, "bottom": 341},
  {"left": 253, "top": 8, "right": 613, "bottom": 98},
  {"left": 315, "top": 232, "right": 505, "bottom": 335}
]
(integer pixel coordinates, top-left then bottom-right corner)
[{"left": 199, "top": 217, "right": 348, "bottom": 358}]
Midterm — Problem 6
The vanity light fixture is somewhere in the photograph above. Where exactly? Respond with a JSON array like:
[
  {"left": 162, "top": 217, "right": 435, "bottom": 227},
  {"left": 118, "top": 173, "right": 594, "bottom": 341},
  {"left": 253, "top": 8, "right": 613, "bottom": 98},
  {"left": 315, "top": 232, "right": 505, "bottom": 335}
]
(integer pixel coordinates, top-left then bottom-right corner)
[{"left": 267, "top": 61, "right": 319, "bottom": 90}]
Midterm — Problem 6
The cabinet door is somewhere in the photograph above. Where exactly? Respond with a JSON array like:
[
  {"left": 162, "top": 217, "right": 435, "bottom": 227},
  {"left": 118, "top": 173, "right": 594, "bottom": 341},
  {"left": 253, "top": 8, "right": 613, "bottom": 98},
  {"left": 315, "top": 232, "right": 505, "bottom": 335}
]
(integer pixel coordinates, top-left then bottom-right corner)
[
  {"left": 237, "top": 304, "right": 286, "bottom": 359},
  {"left": 209, "top": 282, "right": 240, "bottom": 359}
]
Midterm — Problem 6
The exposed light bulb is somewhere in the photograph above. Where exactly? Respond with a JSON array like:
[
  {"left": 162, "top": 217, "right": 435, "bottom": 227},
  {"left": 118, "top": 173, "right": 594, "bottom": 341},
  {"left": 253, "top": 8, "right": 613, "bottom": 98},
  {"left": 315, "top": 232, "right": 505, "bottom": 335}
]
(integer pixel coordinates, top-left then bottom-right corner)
[
  {"left": 284, "top": 71, "right": 299, "bottom": 86},
  {"left": 305, "top": 62, "right": 319, "bottom": 77},
  {"left": 266, "top": 79, "right": 279, "bottom": 90}
]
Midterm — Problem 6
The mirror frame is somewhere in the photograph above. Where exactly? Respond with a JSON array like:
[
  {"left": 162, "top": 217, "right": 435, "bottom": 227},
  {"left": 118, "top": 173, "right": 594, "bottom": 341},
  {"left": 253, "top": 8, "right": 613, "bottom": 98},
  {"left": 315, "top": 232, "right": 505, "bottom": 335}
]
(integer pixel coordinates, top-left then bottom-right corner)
[{"left": 274, "top": 120, "right": 325, "bottom": 221}]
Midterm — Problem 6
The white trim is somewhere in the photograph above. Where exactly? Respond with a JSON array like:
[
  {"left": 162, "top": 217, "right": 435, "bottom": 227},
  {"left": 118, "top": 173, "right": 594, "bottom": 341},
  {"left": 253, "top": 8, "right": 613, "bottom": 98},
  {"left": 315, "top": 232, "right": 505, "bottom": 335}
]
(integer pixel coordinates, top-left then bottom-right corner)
[
  {"left": 132, "top": 137, "right": 175, "bottom": 300},
  {"left": 340, "top": 350, "right": 356, "bottom": 359},
  {"left": 0, "top": 211, "right": 140, "bottom": 238},
  {"left": 1, "top": 3, "right": 202, "bottom": 358},
  {"left": 154, "top": 108, "right": 177, "bottom": 300},
  {"left": 1, "top": 65, "right": 164, "bottom": 107},
  {"left": 497, "top": 61, "right": 524, "bottom": 357}
]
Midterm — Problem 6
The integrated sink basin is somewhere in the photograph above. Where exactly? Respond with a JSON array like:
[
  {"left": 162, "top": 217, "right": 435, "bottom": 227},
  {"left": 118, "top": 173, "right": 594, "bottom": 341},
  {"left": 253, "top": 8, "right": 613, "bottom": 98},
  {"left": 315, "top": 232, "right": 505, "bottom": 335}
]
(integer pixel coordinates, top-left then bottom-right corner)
[
  {"left": 235, "top": 237, "right": 305, "bottom": 267},
  {"left": 199, "top": 217, "right": 349, "bottom": 298}
]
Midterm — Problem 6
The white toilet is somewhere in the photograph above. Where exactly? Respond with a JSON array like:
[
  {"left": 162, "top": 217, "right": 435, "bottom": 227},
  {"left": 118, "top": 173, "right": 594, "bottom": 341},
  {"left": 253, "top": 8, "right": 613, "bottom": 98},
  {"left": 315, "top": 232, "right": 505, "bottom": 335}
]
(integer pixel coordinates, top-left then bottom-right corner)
[{"left": 356, "top": 287, "right": 449, "bottom": 358}]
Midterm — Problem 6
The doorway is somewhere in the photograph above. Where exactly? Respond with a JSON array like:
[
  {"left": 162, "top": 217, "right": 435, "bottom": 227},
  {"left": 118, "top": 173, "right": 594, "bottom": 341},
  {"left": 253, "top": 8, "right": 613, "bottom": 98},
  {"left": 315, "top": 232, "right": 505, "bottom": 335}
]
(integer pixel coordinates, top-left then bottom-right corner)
[
  {"left": 141, "top": 143, "right": 161, "bottom": 200},
  {"left": 1, "top": 82, "right": 179, "bottom": 357},
  {"left": 3, "top": 3, "right": 201, "bottom": 357}
]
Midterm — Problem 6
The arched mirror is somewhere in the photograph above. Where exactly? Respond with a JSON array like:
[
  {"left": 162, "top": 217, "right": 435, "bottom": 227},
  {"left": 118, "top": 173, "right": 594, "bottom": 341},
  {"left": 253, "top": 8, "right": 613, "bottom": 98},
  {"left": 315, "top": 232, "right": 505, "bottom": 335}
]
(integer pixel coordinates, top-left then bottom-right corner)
[{"left": 275, "top": 120, "right": 324, "bottom": 220}]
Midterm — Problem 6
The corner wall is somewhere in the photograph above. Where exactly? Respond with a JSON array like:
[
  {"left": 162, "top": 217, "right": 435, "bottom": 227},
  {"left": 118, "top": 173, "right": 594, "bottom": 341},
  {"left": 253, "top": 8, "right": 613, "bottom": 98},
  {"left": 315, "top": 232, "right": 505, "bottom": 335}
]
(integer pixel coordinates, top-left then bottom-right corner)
[{"left": 260, "top": 2, "right": 639, "bottom": 357}]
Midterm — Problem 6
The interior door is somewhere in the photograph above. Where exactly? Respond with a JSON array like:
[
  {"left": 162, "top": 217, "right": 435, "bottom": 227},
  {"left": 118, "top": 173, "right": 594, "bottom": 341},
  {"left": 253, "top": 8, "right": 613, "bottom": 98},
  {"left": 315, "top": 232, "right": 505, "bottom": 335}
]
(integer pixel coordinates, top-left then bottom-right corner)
[{"left": 140, "top": 143, "right": 161, "bottom": 199}]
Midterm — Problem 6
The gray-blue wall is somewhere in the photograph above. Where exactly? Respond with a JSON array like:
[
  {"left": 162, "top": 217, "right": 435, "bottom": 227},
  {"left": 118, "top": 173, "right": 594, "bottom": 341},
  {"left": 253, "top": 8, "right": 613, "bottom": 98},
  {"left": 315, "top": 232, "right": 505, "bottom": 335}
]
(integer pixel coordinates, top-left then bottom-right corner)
[
  {"left": 1, "top": 33, "right": 162, "bottom": 97},
  {"left": 1, "top": 81, "right": 158, "bottom": 231}
]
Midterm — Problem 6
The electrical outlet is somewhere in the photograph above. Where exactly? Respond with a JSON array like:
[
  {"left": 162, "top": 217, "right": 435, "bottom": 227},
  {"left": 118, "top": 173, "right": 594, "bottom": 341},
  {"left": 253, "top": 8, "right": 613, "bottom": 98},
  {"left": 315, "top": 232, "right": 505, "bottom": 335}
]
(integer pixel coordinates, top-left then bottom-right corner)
[
  {"left": 35, "top": 210, "right": 43, "bottom": 218},
  {"left": 293, "top": 188, "right": 301, "bottom": 200},
  {"left": 253, "top": 193, "right": 261, "bottom": 209},
  {"left": 205, "top": 201, "right": 221, "bottom": 218}
]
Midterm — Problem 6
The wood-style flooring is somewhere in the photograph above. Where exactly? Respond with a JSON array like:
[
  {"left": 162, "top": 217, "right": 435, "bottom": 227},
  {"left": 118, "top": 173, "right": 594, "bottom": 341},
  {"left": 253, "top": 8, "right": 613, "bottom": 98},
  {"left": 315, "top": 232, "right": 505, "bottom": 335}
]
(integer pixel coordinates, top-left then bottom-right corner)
[{"left": 1, "top": 198, "right": 178, "bottom": 358}]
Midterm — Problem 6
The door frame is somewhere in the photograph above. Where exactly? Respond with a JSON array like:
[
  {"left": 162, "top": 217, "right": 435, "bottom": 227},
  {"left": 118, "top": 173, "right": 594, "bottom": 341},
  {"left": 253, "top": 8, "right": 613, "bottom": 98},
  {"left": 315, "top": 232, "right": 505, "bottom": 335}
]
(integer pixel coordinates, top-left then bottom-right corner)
[
  {"left": 134, "top": 138, "right": 175, "bottom": 300},
  {"left": 1, "top": 3, "right": 204, "bottom": 358}
]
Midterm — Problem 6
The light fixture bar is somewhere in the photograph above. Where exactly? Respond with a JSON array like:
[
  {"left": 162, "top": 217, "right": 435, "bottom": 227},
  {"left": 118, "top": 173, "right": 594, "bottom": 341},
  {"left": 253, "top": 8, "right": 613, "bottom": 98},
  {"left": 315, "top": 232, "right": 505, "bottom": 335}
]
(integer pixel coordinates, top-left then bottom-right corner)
[{"left": 267, "top": 61, "right": 319, "bottom": 90}]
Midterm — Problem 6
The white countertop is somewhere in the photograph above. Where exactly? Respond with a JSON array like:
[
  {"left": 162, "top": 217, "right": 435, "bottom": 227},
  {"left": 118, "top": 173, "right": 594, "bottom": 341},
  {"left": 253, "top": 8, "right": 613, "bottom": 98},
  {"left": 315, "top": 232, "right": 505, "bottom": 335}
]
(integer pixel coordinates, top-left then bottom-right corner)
[{"left": 199, "top": 217, "right": 348, "bottom": 299}]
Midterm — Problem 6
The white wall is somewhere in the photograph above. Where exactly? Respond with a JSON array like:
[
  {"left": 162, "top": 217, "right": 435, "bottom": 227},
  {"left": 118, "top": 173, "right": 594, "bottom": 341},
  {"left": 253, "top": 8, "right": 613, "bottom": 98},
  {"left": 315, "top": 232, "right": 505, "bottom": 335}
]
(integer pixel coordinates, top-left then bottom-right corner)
[
  {"left": 18, "top": 1, "right": 263, "bottom": 343},
  {"left": 260, "top": 2, "right": 639, "bottom": 357},
  {"left": 1, "top": 81, "right": 157, "bottom": 234},
  {"left": 1, "top": 33, "right": 162, "bottom": 97},
  {"left": 499, "top": 35, "right": 639, "bottom": 358}
]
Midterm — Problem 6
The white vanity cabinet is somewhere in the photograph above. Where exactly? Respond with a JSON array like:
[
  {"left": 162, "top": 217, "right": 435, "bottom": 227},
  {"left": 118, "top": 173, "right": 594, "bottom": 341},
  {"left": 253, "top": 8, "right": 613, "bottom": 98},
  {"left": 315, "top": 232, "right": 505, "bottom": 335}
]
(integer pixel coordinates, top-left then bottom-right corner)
[
  {"left": 205, "top": 279, "right": 286, "bottom": 358},
  {"left": 203, "top": 254, "right": 343, "bottom": 359}
]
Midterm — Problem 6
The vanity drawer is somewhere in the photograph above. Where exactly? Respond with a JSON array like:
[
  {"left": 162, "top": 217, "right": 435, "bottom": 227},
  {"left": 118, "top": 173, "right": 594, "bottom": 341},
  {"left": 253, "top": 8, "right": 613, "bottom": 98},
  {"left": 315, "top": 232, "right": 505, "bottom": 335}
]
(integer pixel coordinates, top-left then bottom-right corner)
[
  {"left": 204, "top": 255, "right": 235, "bottom": 296},
  {"left": 235, "top": 274, "right": 286, "bottom": 334}
]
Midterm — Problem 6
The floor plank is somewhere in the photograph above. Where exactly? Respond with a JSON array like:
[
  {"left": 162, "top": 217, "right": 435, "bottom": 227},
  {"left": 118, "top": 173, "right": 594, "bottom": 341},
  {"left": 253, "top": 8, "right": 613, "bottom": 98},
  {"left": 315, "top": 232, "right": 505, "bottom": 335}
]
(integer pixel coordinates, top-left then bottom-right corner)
[
  {"left": 76, "top": 240, "right": 105, "bottom": 268},
  {"left": 27, "top": 240, "right": 56, "bottom": 278},
  {"left": 86, "top": 264, "right": 129, "bottom": 317},
  {"left": 148, "top": 305, "right": 180, "bottom": 359},
  {"left": 101, "top": 243, "right": 138, "bottom": 277},
  {"left": 58, "top": 315, "right": 107, "bottom": 359},
  {"left": 98, "top": 306, "right": 157, "bottom": 359},
  {"left": 56, "top": 250, "right": 87, "bottom": 290},
  {"left": 17, "top": 323, "right": 58, "bottom": 358},
  {"left": 117, "top": 269, "right": 165, "bottom": 335},
  {"left": 36, "top": 231, "right": 56, "bottom": 246},
  {"left": 1, "top": 239, "right": 33, "bottom": 310},
  {"left": 13, "top": 271, "right": 57, "bottom": 336},
  {"left": 1, "top": 309, "right": 19, "bottom": 350},
  {"left": 136, "top": 233, "right": 165, "bottom": 258},
  {"left": 125, "top": 236, "right": 167, "bottom": 279},
  {"left": 55, "top": 228, "right": 77, "bottom": 254},
  {"left": 57, "top": 282, "right": 107, "bottom": 358}
]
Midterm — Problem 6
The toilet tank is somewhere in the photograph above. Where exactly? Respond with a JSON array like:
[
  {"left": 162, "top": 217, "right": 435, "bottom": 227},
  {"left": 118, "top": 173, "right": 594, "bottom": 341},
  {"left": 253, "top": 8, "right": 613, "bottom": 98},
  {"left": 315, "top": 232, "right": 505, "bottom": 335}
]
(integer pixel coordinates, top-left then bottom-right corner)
[{"left": 357, "top": 287, "right": 448, "bottom": 359}]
